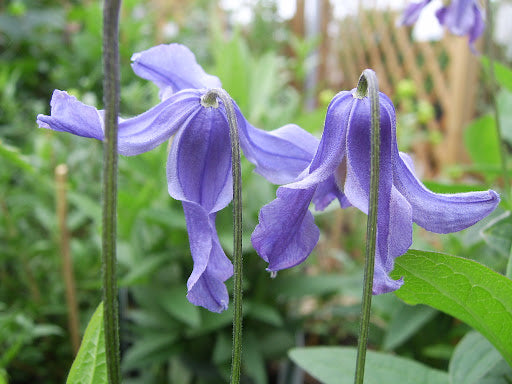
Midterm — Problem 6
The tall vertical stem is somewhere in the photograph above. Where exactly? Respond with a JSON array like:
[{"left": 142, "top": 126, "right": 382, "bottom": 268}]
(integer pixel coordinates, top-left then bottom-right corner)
[
  {"left": 102, "top": 0, "right": 122, "bottom": 383},
  {"left": 203, "top": 88, "right": 243, "bottom": 384},
  {"left": 354, "top": 69, "right": 380, "bottom": 384}
]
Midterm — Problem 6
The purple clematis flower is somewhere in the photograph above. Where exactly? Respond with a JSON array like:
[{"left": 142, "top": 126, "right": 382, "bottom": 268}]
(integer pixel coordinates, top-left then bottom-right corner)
[
  {"left": 37, "top": 44, "right": 318, "bottom": 312},
  {"left": 251, "top": 89, "right": 500, "bottom": 294},
  {"left": 400, "top": 0, "right": 485, "bottom": 51}
]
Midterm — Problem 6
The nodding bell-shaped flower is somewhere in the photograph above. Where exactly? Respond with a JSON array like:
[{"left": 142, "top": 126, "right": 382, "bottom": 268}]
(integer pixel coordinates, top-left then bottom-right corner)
[
  {"left": 400, "top": 0, "right": 485, "bottom": 52},
  {"left": 37, "top": 44, "right": 318, "bottom": 312},
  {"left": 251, "top": 88, "right": 499, "bottom": 294}
]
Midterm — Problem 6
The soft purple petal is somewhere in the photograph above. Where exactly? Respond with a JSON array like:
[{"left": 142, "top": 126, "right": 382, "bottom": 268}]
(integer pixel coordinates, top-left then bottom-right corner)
[
  {"left": 436, "top": 0, "right": 476, "bottom": 36},
  {"left": 36, "top": 90, "right": 104, "bottom": 140},
  {"left": 183, "top": 202, "right": 233, "bottom": 313},
  {"left": 37, "top": 89, "right": 204, "bottom": 156},
  {"left": 393, "top": 152, "right": 499, "bottom": 233},
  {"left": 167, "top": 102, "right": 233, "bottom": 213},
  {"left": 237, "top": 116, "right": 319, "bottom": 184},
  {"left": 118, "top": 90, "right": 203, "bottom": 155},
  {"left": 399, "top": 0, "right": 431, "bottom": 26},
  {"left": 131, "top": 44, "right": 221, "bottom": 99},
  {"left": 286, "top": 91, "right": 355, "bottom": 191},
  {"left": 468, "top": 4, "right": 485, "bottom": 47},
  {"left": 343, "top": 92, "right": 411, "bottom": 293},
  {"left": 251, "top": 186, "right": 319, "bottom": 271},
  {"left": 312, "top": 175, "right": 350, "bottom": 211},
  {"left": 436, "top": 0, "right": 485, "bottom": 51}
]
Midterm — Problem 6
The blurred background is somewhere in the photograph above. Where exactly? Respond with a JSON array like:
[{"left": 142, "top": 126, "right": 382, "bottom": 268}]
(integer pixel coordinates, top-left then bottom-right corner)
[{"left": 1, "top": 0, "right": 511, "bottom": 383}]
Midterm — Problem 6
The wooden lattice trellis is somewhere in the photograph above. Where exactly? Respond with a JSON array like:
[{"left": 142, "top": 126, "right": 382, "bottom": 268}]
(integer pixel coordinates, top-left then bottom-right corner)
[{"left": 294, "top": 0, "right": 481, "bottom": 176}]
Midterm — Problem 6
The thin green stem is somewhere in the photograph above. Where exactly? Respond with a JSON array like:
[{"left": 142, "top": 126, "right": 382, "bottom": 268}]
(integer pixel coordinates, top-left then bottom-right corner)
[
  {"left": 485, "top": 0, "right": 510, "bottom": 204},
  {"left": 354, "top": 69, "right": 380, "bottom": 384},
  {"left": 202, "top": 89, "right": 243, "bottom": 384},
  {"left": 102, "top": 0, "right": 121, "bottom": 383}
]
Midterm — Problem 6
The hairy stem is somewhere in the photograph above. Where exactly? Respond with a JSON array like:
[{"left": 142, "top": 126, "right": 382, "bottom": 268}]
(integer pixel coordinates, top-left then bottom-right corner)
[
  {"left": 102, "top": 0, "right": 121, "bottom": 382},
  {"left": 354, "top": 69, "right": 380, "bottom": 384},
  {"left": 203, "top": 89, "right": 243, "bottom": 384}
]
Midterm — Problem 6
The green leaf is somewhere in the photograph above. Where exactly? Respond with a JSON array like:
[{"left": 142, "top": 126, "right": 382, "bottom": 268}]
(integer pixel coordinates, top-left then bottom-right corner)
[
  {"left": 66, "top": 303, "right": 106, "bottom": 384},
  {"left": 160, "top": 286, "right": 201, "bottom": 328},
  {"left": 481, "top": 56, "right": 512, "bottom": 93},
  {"left": 271, "top": 274, "right": 362, "bottom": 298},
  {"left": 392, "top": 250, "right": 512, "bottom": 366},
  {"left": 0, "top": 139, "right": 35, "bottom": 174},
  {"left": 481, "top": 211, "right": 512, "bottom": 258},
  {"left": 243, "top": 333, "right": 267, "bottom": 384},
  {"left": 289, "top": 347, "right": 448, "bottom": 384},
  {"left": 463, "top": 114, "right": 501, "bottom": 167},
  {"left": 122, "top": 333, "right": 179, "bottom": 370},
  {"left": 449, "top": 331, "right": 512, "bottom": 384},
  {"left": 383, "top": 302, "right": 437, "bottom": 351},
  {"left": 498, "top": 89, "right": 512, "bottom": 146}
]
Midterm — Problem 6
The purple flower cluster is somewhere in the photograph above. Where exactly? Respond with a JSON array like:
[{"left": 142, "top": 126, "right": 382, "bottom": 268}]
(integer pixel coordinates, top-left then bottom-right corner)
[
  {"left": 38, "top": 43, "right": 499, "bottom": 311},
  {"left": 401, "top": 0, "right": 485, "bottom": 51},
  {"left": 38, "top": 44, "right": 318, "bottom": 312}
]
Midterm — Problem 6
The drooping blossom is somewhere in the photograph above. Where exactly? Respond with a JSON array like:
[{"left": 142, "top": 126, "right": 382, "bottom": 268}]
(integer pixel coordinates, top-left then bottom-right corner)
[
  {"left": 251, "top": 86, "right": 499, "bottom": 294},
  {"left": 37, "top": 44, "right": 318, "bottom": 312},
  {"left": 400, "top": 0, "right": 485, "bottom": 51}
]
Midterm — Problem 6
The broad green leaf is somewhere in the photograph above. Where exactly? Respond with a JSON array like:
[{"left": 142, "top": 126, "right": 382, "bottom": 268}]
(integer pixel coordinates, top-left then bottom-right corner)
[
  {"left": 449, "top": 331, "right": 512, "bottom": 384},
  {"left": 463, "top": 114, "right": 501, "bottom": 167},
  {"left": 66, "top": 303, "right": 106, "bottom": 384},
  {"left": 392, "top": 250, "right": 512, "bottom": 366},
  {"left": 383, "top": 302, "right": 437, "bottom": 351},
  {"left": 289, "top": 347, "right": 448, "bottom": 384}
]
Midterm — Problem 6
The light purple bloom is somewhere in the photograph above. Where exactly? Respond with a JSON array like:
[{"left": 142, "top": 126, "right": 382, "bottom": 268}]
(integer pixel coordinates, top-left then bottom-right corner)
[
  {"left": 251, "top": 89, "right": 499, "bottom": 294},
  {"left": 401, "top": 0, "right": 485, "bottom": 51},
  {"left": 37, "top": 44, "right": 318, "bottom": 312}
]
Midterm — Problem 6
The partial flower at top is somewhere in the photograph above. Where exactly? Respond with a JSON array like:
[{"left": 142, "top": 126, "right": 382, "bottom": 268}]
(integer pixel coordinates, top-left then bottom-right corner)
[
  {"left": 400, "top": 0, "right": 485, "bottom": 52},
  {"left": 37, "top": 44, "right": 319, "bottom": 312},
  {"left": 251, "top": 85, "right": 499, "bottom": 294}
]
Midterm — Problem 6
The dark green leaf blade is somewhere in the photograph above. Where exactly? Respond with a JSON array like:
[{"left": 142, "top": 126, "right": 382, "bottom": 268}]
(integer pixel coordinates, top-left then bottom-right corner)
[
  {"left": 66, "top": 303, "right": 107, "bottom": 384},
  {"left": 392, "top": 250, "right": 512, "bottom": 366}
]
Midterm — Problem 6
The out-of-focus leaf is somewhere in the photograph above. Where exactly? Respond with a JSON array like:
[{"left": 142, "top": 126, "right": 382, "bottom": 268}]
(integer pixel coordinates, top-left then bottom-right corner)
[
  {"left": 481, "top": 211, "right": 512, "bottom": 258},
  {"left": 66, "top": 303, "right": 106, "bottom": 384},
  {"left": 449, "top": 331, "right": 512, "bottom": 384},
  {"left": 289, "top": 347, "right": 449, "bottom": 384},
  {"left": 271, "top": 273, "right": 362, "bottom": 299},
  {"left": 245, "top": 301, "right": 283, "bottom": 327},
  {"left": 0, "top": 140, "right": 35, "bottom": 174},
  {"left": 160, "top": 287, "right": 201, "bottom": 328},
  {"left": 392, "top": 250, "right": 512, "bottom": 366},
  {"left": 122, "top": 333, "right": 179, "bottom": 370},
  {"left": 422, "top": 181, "right": 488, "bottom": 194},
  {"left": 464, "top": 114, "right": 500, "bottom": 167},
  {"left": 498, "top": 89, "right": 512, "bottom": 146},
  {"left": 383, "top": 303, "right": 437, "bottom": 351},
  {"left": 243, "top": 332, "right": 267, "bottom": 384},
  {"left": 481, "top": 56, "right": 512, "bottom": 93}
]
